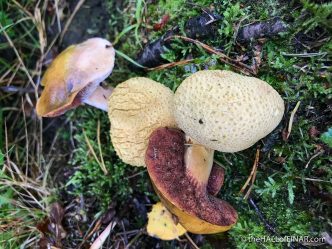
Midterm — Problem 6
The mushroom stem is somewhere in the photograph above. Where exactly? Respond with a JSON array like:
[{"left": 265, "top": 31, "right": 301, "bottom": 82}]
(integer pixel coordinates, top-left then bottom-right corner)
[
  {"left": 184, "top": 138, "right": 214, "bottom": 185},
  {"left": 83, "top": 86, "right": 113, "bottom": 112}
]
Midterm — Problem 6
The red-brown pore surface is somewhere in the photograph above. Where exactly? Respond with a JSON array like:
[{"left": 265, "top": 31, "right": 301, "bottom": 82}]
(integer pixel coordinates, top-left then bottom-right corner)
[
  {"left": 146, "top": 127, "right": 237, "bottom": 226},
  {"left": 207, "top": 165, "right": 224, "bottom": 196}
]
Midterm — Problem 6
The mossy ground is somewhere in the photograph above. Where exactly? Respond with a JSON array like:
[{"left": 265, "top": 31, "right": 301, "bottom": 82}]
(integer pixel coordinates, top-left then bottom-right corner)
[{"left": 0, "top": 0, "right": 331, "bottom": 248}]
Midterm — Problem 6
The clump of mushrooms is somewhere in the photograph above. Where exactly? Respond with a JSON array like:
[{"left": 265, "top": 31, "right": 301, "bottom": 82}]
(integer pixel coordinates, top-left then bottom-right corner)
[
  {"left": 145, "top": 70, "right": 284, "bottom": 234},
  {"left": 107, "top": 76, "right": 231, "bottom": 236},
  {"left": 36, "top": 38, "right": 284, "bottom": 238}
]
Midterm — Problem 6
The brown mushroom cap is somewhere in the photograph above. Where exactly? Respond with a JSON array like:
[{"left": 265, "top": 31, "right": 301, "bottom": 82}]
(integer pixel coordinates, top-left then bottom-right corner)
[
  {"left": 146, "top": 127, "right": 237, "bottom": 234},
  {"left": 173, "top": 70, "right": 284, "bottom": 152},
  {"left": 108, "top": 77, "right": 177, "bottom": 166},
  {"left": 36, "top": 38, "right": 115, "bottom": 117}
]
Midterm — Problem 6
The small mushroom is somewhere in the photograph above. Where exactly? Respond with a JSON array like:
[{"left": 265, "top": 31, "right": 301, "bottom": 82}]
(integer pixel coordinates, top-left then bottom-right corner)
[
  {"left": 36, "top": 38, "right": 115, "bottom": 117},
  {"left": 108, "top": 77, "right": 177, "bottom": 166}
]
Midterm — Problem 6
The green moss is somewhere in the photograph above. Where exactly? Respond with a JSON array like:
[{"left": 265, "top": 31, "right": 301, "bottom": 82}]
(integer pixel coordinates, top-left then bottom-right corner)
[
  {"left": 45, "top": 0, "right": 332, "bottom": 246},
  {"left": 1, "top": 0, "right": 330, "bottom": 247},
  {"left": 66, "top": 108, "right": 153, "bottom": 210}
]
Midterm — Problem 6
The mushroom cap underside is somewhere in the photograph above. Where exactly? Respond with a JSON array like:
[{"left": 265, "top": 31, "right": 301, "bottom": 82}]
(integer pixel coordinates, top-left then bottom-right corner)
[{"left": 146, "top": 127, "right": 238, "bottom": 234}]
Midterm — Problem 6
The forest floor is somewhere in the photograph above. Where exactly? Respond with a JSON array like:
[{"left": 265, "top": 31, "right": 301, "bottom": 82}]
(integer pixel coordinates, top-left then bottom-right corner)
[{"left": 0, "top": 0, "right": 331, "bottom": 248}]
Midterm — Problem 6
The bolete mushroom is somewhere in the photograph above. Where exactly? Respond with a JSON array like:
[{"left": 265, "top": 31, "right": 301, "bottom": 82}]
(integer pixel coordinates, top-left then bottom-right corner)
[
  {"left": 174, "top": 70, "right": 284, "bottom": 152},
  {"left": 36, "top": 38, "right": 115, "bottom": 117},
  {"left": 108, "top": 77, "right": 177, "bottom": 166},
  {"left": 146, "top": 127, "right": 238, "bottom": 234},
  {"left": 145, "top": 70, "right": 284, "bottom": 234},
  {"left": 147, "top": 164, "right": 225, "bottom": 239}
]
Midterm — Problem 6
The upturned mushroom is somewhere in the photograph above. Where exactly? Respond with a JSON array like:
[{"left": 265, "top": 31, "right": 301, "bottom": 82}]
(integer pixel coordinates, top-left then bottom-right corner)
[
  {"left": 145, "top": 70, "right": 284, "bottom": 234},
  {"left": 36, "top": 38, "right": 115, "bottom": 117},
  {"left": 146, "top": 128, "right": 237, "bottom": 234}
]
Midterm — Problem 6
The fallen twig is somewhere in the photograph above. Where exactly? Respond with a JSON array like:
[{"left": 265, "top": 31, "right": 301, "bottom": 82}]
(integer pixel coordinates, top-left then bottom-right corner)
[
  {"left": 124, "top": 228, "right": 144, "bottom": 249},
  {"left": 184, "top": 233, "right": 200, "bottom": 249},
  {"left": 166, "top": 35, "right": 255, "bottom": 75},
  {"left": 286, "top": 101, "right": 301, "bottom": 140},
  {"left": 239, "top": 149, "right": 260, "bottom": 199},
  {"left": 147, "top": 59, "right": 194, "bottom": 71},
  {"left": 59, "top": 0, "right": 86, "bottom": 43},
  {"left": 135, "top": 14, "right": 287, "bottom": 68},
  {"left": 248, "top": 198, "right": 308, "bottom": 249},
  {"left": 248, "top": 198, "right": 277, "bottom": 234},
  {"left": 89, "top": 221, "right": 117, "bottom": 249}
]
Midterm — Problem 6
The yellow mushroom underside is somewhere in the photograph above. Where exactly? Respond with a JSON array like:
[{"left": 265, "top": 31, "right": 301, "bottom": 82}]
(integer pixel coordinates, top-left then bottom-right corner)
[{"left": 147, "top": 202, "right": 186, "bottom": 240}]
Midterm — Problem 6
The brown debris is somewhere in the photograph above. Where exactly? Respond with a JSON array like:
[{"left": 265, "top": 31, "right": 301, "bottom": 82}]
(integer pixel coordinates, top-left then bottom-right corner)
[
  {"left": 309, "top": 126, "right": 320, "bottom": 138},
  {"left": 239, "top": 149, "right": 260, "bottom": 200},
  {"left": 37, "top": 202, "right": 66, "bottom": 249},
  {"left": 153, "top": 14, "right": 170, "bottom": 31}
]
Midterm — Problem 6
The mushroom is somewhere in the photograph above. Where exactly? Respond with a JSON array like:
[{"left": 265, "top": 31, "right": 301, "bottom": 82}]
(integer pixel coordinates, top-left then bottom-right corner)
[
  {"left": 147, "top": 166, "right": 224, "bottom": 239},
  {"left": 174, "top": 70, "right": 285, "bottom": 152},
  {"left": 36, "top": 38, "right": 115, "bottom": 117},
  {"left": 207, "top": 162, "right": 224, "bottom": 196},
  {"left": 146, "top": 127, "right": 237, "bottom": 234},
  {"left": 145, "top": 70, "right": 284, "bottom": 234},
  {"left": 108, "top": 77, "right": 177, "bottom": 166}
]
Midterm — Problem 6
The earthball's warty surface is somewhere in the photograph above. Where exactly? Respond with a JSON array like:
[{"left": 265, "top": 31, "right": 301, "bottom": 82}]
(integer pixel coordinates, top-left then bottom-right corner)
[
  {"left": 108, "top": 77, "right": 177, "bottom": 166},
  {"left": 173, "top": 70, "right": 284, "bottom": 152}
]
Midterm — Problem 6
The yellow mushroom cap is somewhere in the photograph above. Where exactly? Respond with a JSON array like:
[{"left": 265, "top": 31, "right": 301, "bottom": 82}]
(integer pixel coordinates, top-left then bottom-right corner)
[
  {"left": 174, "top": 70, "right": 284, "bottom": 152},
  {"left": 147, "top": 202, "right": 186, "bottom": 240},
  {"left": 36, "top": 38, "right": 115, "bottom": 117},
  {"left": 108, "top": 77, "right": 177, "bottom": 166}
]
